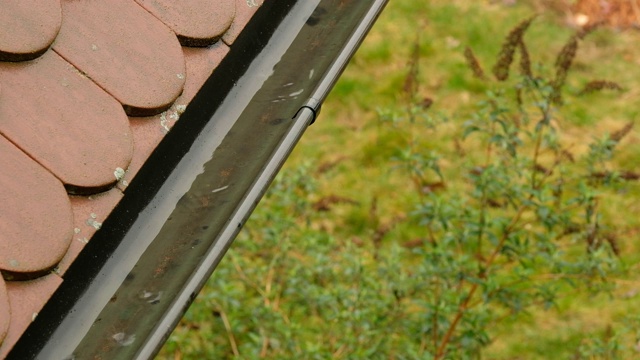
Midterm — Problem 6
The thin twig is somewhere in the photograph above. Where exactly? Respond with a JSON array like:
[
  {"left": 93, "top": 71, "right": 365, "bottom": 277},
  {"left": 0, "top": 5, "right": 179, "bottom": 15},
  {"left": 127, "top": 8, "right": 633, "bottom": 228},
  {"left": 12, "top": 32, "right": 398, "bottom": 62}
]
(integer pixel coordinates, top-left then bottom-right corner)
[
  {"left": 435, "top": 204, "right": 528, "bottom": 359},
  {"left": 213, "top": 301, "right": 240, "bottom": 357},
  {"left": 260, "top": 327, "right": 269, "bottom": 357},
  {"left": 232, "top": 257, "right": 267, "bottom": 298}
]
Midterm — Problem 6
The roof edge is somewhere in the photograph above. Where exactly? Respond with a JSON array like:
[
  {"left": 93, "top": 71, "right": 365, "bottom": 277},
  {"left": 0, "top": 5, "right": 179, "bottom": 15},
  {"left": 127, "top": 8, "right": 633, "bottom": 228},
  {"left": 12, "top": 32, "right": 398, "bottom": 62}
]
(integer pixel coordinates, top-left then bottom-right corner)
[{"left": 8, "top": 0, "right": 388, "bottom": 358}]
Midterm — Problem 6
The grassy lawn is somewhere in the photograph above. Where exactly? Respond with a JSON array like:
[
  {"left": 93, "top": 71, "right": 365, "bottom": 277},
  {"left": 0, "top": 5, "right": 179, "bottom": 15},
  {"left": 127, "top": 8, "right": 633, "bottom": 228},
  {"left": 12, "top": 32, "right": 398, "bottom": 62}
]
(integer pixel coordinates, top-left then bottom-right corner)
[{"left": 159, "top": 1, "right": 640, "bottom": 359}]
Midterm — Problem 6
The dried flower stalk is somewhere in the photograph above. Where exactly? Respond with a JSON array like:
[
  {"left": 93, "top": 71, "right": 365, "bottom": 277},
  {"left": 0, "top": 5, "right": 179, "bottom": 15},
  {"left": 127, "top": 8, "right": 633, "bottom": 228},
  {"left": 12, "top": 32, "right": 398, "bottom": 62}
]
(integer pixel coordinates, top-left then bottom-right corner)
[
  {"left": 579, "top": 80, "right": 622, "bottom": 95},
  {"left": 550, "top": 35, "right": 578, "bottom": 105},
  {"left": 464, "top": 46, "right": 486, "bottom": 80},
  {"left": 518, "top": 40, "right": 532, "bottom": 78},
  {"left": 609, "top": 122, "right": 634, "bottom": 143},
  {"left": 492, "top": 16, "right": 536, "bottom": 81},
  {"left": 403, "top": 38, "right": 420, "bottom": 99}
]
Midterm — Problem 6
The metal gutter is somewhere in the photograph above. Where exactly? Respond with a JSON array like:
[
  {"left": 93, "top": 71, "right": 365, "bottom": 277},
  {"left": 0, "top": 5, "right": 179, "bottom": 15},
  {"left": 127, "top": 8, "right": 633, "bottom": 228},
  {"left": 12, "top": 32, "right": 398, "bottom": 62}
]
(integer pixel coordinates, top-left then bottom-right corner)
[{"left": 8, "top": 0, "right": 388, "bottom": 358}]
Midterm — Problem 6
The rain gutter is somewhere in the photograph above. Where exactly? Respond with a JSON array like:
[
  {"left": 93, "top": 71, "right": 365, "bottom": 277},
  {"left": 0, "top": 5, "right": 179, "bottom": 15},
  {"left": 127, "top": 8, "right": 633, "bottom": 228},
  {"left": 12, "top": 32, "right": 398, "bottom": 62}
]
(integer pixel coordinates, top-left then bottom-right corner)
[{"left": 8, "top": 0, "right": 388, "bottom": 359}]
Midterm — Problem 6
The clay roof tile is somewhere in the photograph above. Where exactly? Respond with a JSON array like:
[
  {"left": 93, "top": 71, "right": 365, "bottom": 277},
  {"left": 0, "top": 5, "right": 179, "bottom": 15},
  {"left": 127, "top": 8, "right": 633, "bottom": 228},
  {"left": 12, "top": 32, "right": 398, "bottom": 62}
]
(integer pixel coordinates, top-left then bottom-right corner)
[
  {"left": 0, "top": 52, "right": 134, "bottom": 193},
  {"left": 52, "top": 0, "right": 186, "bottom": 116},
  {"left": 136, "top": 0, "right": 236, "bottom": 47},
  {"left": 0, "top": 136, "right": 72, "bottom": 276},
  {"left": 0, "top": 0, "right": 61, "bottom": 62},
  {"left": 0, "top": 275, "right": 62, "bottom": 358},
  {"left": 0, "top": 278, "right": 8, "bottom": 346}
]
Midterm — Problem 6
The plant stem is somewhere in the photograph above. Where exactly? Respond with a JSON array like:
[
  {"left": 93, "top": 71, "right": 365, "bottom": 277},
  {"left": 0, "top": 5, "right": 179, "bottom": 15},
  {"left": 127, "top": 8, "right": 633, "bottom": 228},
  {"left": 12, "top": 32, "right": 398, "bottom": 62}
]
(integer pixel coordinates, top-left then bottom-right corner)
[
  {"left": 435, "top": 283, "right": 478, "bottom": 359},
  {"left": 213, "top": 301, "right": 240, "bottom": 357},
  {"left": 433, "top": 280, "right": 441, "bottom": 353},
  {"left": 435, "top": 204, "right": 527, "bottom": 359}
]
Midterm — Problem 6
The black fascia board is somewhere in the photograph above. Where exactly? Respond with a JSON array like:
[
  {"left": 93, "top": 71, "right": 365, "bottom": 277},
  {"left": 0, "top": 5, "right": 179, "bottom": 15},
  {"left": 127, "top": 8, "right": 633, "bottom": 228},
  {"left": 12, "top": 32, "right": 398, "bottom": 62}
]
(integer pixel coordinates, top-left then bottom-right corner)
[{"left": 8, "top": 0, "right": 388, "bottom": 359}]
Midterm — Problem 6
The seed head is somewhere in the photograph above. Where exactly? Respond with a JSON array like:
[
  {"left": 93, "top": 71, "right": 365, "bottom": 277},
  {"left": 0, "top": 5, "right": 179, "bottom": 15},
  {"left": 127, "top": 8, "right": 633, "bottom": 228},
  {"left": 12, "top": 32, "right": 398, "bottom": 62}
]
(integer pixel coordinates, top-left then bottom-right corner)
[
  {"left": 604, "top": 233, "right": 620, "bottom": 256},
  {"left": 577, "top": 21, "right": 601, "bottom": 39},
  {"left": 609, "top": 122, "right": 634, "bottom": 143},
  {"left": 403, "top": 38, "right": 421, "bottom": 99},
  {"left": 492, "top": 16, "right": 536, "bottom": 81},
  {"left": 579, "top": 80, "right": 622, "bottom": 95},
  {"left": 515, "top": 87, "right": 523, "bottom": 107},
  {"left": 464, "top": 46, "right": 486, "bottom": 80},
  {"left": 550, "top": 35, "right": 579, "bottom": 105},
  {"left": 518, "top": 40, "right": 532, "bottom": 78}
]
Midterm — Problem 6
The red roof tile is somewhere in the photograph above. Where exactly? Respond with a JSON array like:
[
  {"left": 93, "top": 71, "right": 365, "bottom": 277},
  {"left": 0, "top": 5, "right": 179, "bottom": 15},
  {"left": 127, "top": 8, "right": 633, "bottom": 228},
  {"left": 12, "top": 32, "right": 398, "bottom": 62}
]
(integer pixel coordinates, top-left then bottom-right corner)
[
  {"left": 0, "top": 278, "right": 8, "bottom": 345},
  {"left": 223, "top": 0, "right": 263, "bottom": 45},
  {"left": 53, "top": 0, "right": 186, "bottom": 116},
  {"left": 0, "top": 0, "right": 61, "bottom": 61},
  {"left": 0, "top": 136, "right": 72, "bottom": 276},
  {"left": 0, "top": 51, "right": 134, "bottom": 192},
  {"left": 136, "top": 0, "right": 236, "bottom": 47},
  {"left": 0, "top": 274, "right": 62, "bottom": 358},
  {"left": 0, "top": 0, "right": 262, "bottom": 355},
  {"left": 55, "top": 189, "right": 124, "bottom": 276}
]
